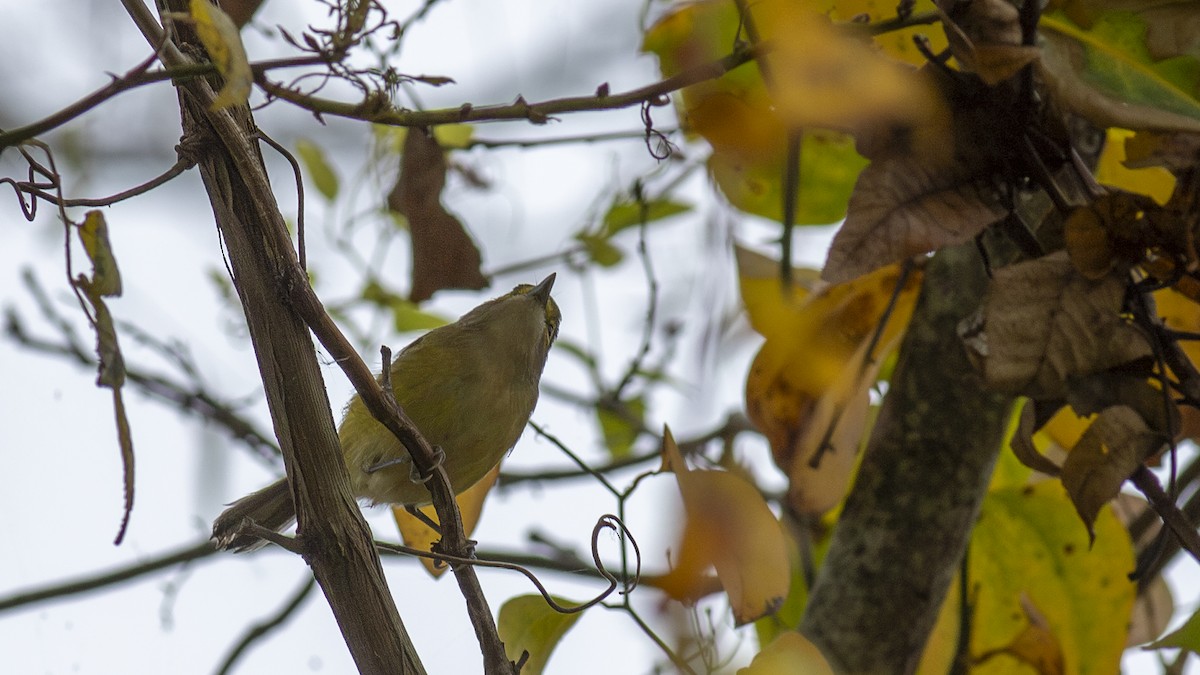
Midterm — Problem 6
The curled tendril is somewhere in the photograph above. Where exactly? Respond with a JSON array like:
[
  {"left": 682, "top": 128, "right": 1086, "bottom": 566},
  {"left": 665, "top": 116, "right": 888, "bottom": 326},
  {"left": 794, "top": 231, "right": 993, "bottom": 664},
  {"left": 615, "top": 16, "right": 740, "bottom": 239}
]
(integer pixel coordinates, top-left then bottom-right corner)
[
  {"left": 640, "top": 102, "right": 676, "bottom": 161},
  {"left": 376, "top": 513, "right": 641, "bottom": 614},
  {"left": 1, "top": 143, "right": 60, "bottom": 221}
]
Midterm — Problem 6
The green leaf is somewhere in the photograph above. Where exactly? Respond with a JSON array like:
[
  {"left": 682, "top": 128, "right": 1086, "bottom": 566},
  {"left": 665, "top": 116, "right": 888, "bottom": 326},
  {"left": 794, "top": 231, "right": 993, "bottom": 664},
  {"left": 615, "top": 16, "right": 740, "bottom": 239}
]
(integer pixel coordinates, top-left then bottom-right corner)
[
  {"left": 596, "top": 396, "right": 646, "bottom": 458},
  {"left": 1147, "top": 606, "right": 1200, "bottom": 652},
  {"left": 968, "top": 481, "right": 1136, "bottom": 675},
  {"left": 497, "top": 594, "right": 583, "bottom": 675},
  {"left": 553, "top": 338, "right": 598, "bottom": 371},
  {"left": 1041, "top": 10, "right": 1200, "bottom": 133},
  {"left": 360, "top": 279, "right": 449, "bottom": 332},
  {"left": 295, "top": 138, "right": 340, "bottom": 201},
  {"left": 575, "top": 232, "right": 623, "bottom": 267},
  {"left": 709, "top": 130, "right": 868, "bottom": 226},
  {"left": 389, "top": 301, "right": 449, "bottom": 332},
  {"left": 601, "top": 198, "right": 691, "bottom": 235}
]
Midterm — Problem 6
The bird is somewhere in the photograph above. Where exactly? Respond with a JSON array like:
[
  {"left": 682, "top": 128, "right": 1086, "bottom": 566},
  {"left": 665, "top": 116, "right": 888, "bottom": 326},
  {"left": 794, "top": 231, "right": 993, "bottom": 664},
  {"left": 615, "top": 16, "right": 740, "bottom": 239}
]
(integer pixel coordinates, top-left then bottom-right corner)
[{"left": 212, "top": 273, "right": 560, "bottom": 551}]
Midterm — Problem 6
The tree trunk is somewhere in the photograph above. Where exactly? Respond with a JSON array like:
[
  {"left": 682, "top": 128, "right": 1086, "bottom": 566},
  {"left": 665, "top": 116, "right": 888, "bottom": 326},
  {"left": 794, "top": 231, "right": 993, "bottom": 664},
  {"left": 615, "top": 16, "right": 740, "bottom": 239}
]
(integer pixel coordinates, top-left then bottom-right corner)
[{"left": 800, "top": 244, "right": 1013, "bottom": 673}]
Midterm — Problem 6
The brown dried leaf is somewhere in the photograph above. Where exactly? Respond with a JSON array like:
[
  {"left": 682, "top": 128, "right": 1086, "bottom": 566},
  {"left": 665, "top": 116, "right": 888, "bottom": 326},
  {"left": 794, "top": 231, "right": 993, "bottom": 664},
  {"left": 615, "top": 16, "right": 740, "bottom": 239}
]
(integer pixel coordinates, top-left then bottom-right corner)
[
  {"left": 1065, "top": 372, "right": 1178, "bottom": 439},
  {"left": 938, "top": 0, "right": 1039, "bottom": 85},
  {"left": 1128, "top": 574, "right": 1174, "bottom": 646},
  {"left": 1124, "top": 130, "right": 1200, "bottom": 174},
  {"left": 1063, "top": 205, "right": 1115, "bottom": 280},
  {"left": 1061, "top": 405, "right": 1164, "bottom": 542},
  {"left": 821, "top": 157, "right": 1006, "bottom": 283},
  {"left": 964, "top": 252, "right": 1152, "bottom": 399},
  {"left": 1011, "top": 400, "right": 1065, "bottom": 476},
  {"left": 1007, "top": 594, "right": 1066, "bottom": 675},
  {"left": 389, "top": 128, "right": 487, "bottom": 303}
]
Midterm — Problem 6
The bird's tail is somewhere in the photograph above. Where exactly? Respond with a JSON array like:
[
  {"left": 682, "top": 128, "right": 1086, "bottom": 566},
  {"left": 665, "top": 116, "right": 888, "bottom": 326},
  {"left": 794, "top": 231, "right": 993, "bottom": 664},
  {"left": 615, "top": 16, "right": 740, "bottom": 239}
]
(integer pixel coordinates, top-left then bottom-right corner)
[{"left": 211, "top": 479, "right": 295, "bottom": 552}]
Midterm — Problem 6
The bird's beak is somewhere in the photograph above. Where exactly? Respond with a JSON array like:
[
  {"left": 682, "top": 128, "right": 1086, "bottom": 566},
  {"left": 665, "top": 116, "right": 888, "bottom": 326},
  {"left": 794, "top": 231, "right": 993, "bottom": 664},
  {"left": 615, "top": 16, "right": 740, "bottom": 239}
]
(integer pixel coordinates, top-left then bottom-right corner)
[{"left": 530, "top": 273, "right": 556, "bottom": 305}]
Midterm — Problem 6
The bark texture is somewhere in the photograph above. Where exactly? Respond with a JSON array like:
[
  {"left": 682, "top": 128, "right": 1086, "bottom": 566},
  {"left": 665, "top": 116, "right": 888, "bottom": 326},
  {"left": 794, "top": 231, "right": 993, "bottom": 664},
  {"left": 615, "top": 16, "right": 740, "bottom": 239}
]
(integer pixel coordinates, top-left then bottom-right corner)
[
  {"left": 155, "top": 3, "right": 425, "bottom": 671},
  {"left": 800, "top": 244, "right": 1013, "bottom": 673}
]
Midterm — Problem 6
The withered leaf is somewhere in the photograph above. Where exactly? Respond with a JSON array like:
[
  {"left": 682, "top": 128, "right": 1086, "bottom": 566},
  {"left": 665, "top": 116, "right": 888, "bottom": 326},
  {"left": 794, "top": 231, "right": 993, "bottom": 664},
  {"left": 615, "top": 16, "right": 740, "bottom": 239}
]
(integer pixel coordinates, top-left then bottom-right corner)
[
  {"left": 1062, "top": 405, "right": 1165, "bottom": 543},
  {"left": 389, "top": 128, "right": 487, "bottom": 303},
  {"left": 1128, "top": 574, "right": 1174, "bottom": 647},
  {"left": 965, "top": 252, "right": 1151, "bottom": 399},
  {"left": 1065, "top": 372, "right": 1178, "bottom": 439},
  {"left": 1124, "top": 130, "right": 1200, "bottom": 174},
  {"left": 938, "top": 0, "right": 1039, "bottom": 85},
  {"left": 821, "top": 156, "right": 1007, "bottom": 283},
  {"left": 1011, "top": 400, "right": 1065, "bottom": 476},
  {"left": 1063, "top": 205, "right": 1116, "bottom": 280}
]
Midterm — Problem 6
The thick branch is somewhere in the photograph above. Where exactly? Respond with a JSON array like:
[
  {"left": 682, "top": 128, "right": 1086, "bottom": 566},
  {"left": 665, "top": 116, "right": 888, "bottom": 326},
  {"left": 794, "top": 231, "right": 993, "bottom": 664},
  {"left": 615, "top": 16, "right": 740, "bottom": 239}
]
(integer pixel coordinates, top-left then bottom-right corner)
[
  {"left": 800, "top": 244, "right": 1013, "bottom": 673},
  {"left": 122, "top": 1, "right": 426, "bottom": 671}
]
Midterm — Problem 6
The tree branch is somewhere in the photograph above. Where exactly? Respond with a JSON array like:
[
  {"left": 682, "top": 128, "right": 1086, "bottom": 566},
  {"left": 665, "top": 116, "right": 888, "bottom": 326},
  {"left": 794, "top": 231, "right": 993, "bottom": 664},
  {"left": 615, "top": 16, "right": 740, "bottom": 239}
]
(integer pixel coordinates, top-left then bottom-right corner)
[
  {"left": 0, "top": 541, "right": 216, "bottom": 614},
  {"left": 214, "top": 576, "right": 317, "bottom": 675},
  {"left": 119, "top": 0, "right": 428, "bottom": 670},
  {"left": 256, "top": 41, "right": 764, "bottom": 128}
]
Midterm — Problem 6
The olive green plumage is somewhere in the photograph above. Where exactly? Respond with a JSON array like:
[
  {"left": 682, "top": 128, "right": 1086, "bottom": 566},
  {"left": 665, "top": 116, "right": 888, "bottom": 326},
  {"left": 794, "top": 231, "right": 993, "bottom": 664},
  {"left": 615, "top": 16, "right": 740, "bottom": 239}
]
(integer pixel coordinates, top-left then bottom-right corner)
[{"left": 212, "top": 274, "right": 560, "bottom": 551}]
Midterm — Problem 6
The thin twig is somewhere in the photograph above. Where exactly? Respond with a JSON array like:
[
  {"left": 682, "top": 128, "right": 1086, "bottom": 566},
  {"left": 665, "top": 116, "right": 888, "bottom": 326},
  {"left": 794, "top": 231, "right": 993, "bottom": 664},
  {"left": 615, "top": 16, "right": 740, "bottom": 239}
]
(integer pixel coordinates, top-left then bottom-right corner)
[
  {"left": 5, "top": 288, "right": 280, "bottom": 463},
  {"left": 612, "top": 186, "right": 659, "bottom": 399},
  {"left": 0, "top": 541, "right": 217, "bottom": 614},
  {"left": 257, "top": 41, "right": 765, "bottom": 128},
  {"left": 214, "top": 576, "right": 317, "bottom": 675},
  {"left": 253, "top": 130, "right": 307, "bottom": 270},
  {"left": 510, "top": 414, "right": 753, "bottom": 487},
  {"left": 378, "top": 514, "right": 638, "bottom": 615},
  {"left": 1130, "top": 465, "right": 1200, "bottom": 564}
]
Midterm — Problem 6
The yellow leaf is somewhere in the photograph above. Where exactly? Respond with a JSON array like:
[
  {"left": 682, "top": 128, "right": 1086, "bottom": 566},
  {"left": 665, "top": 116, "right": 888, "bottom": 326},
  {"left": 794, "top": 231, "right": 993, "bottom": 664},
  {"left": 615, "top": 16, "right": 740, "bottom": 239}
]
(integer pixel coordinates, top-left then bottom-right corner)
[
  {"left": 744, "top": 261, "right": 921, "bottom": 509},
  {"left": 709, "top": 130, "right": 869, "bottom": 225},
  {"left": 78, "top": 211, "right": 122, "bottom": 297},
  {"left": 975, "top": 594, "right": 1066, "bottom": 675},
  {"left": 390, "top": 464, "right": 499, "bottom": 577},
  {"left": 1095, "top": 128, "right": 1176, "bottom": 205},
  {"left": 829, "top": 0, "right": 947, "bottom": 67},
  {"left": 969, "top": 482, "right": 1136, "bottom": 675},
  {"left": 1039, "top": 406, "right": 1092, "bottom": 457},
  {"left": 659, "top": 428, "right": 790, "bottom": 625},
  {"left": 189, "top": 0, "right": 252, "bottom": 111},
  {"left": 641, "top": 2, "right": 872, "bottom": 225},
  {"left": 755, "top": 0, "right": 948, "bottom": 160},
  {"left": 1153, "top": 286, "right": 1200, "bottom": 379},
  {"left": 735, "top": 244, "right": 819, "bottom": 341},
  {"left": 738, "top": 631, "right": 834, "bottom": 675},
  {"left": 496, "top": 594, "right": 582, "bottom": 675}
]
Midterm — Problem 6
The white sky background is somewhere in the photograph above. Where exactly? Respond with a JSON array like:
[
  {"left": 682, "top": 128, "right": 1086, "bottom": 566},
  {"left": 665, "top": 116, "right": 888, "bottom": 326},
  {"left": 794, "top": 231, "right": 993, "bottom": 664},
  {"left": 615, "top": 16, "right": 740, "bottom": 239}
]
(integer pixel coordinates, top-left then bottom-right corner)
[{"left": 0, "top": 1, "right": 1193, "bottom": 674}]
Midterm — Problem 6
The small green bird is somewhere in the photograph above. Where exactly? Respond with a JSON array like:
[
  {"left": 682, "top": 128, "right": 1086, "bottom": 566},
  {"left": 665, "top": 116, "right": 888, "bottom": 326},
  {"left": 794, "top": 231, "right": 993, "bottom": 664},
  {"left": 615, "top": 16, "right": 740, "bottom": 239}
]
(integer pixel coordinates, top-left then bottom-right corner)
[{"left": 213, "top": 274, "right": 560, "bottom": 551}]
